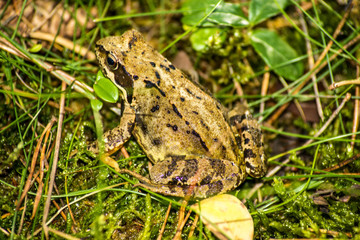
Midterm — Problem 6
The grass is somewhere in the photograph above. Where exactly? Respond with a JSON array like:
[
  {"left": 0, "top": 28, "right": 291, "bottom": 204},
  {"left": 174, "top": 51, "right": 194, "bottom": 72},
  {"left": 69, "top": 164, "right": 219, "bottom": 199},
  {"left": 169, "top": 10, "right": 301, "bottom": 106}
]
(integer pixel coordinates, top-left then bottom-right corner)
[{"left": 1, "top": 0, "right": 360, "bottom": 239}]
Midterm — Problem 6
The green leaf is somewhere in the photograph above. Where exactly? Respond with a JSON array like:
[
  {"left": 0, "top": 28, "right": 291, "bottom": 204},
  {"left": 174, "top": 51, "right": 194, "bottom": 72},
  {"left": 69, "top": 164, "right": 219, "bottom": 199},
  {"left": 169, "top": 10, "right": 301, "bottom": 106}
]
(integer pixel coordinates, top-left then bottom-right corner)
[
  {"left": 250, "top": 29, "right": 304, "bottom": 81},
  {"left": 181, "top": 0, "right": 219, "bottom": 26},
  {"left": 190, "top": 28, "right": 227, "bottom": 52},
  {"left": 181, "top": 0, "right": 248, "bottom": 27},
  {"left": 249, "top": 0, "right": 290, "bottom": 25},
  {"left": 91, "top": 99, "right": 103, "bottom": 111},
  {"left": 207, "top": 3, "right": 248, "bottom": 27},
  {"left": 93, "top": 71, "right": 119, "bottom": 103},
  {"left": 29, "top": 44, "right": 42, "bottom": 53}
]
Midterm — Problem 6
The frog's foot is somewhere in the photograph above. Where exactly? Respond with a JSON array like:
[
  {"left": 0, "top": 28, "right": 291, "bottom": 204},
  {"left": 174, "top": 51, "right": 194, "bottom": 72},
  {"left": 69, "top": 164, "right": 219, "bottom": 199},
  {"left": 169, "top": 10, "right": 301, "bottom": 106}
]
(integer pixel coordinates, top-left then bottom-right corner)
[
  {"left": 100, "top": 154, "right": 120, "bottom": 172},
  {"left": 229, "top": 110, "right": 267, "bottom": 178}
]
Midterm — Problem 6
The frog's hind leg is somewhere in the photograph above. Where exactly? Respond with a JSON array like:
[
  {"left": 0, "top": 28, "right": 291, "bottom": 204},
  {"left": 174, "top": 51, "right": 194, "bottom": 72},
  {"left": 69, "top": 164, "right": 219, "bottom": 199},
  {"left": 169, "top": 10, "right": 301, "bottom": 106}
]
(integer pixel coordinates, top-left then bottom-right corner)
[
  {"left": 148, "top": 156, "right": 246, "bottom": 198},
  {"left": 87, "top": 102, "right": 135, "bottom": 171},
  {"left": 228, "top": 107, "right": 267, "bottom": 178}
]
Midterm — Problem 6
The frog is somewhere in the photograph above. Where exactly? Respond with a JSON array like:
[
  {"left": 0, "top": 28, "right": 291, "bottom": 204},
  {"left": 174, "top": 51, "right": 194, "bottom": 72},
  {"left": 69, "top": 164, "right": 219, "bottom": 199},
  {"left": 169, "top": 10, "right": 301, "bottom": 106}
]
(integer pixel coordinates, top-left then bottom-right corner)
[{"left": 89, "top": 29, "right": 266, "bottom": 198}]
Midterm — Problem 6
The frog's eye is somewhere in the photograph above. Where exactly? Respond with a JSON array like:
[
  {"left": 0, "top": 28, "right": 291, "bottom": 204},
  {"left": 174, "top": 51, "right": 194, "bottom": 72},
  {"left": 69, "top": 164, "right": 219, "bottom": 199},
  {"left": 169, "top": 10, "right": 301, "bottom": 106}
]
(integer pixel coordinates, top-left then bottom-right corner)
[{"left": 106, "top": 54, "right": 118, "bottom": 70}]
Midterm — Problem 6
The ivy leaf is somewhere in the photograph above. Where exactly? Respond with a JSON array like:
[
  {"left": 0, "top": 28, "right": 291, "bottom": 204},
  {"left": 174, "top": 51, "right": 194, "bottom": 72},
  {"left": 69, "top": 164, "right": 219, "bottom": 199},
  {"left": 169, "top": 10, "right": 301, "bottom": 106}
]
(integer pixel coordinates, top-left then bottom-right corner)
[{"left": 250, "top": 29, "right": 304, "bottom": 81}]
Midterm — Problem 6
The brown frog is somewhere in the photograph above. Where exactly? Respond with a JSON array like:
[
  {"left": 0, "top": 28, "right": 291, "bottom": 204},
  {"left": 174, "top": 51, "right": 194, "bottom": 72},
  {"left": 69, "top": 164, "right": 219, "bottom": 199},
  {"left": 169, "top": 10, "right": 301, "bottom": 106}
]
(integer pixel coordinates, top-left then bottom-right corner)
[{"left": 89, "top": 29, "right": 266, "bottom": 198}]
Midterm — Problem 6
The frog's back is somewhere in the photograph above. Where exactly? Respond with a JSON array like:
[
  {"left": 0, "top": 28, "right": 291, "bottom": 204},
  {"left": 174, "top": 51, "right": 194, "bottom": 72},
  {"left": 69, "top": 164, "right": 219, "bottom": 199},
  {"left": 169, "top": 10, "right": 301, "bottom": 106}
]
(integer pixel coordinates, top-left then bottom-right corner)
[{"left": 98, "top": 30, "right": 240, "bottom": 165}]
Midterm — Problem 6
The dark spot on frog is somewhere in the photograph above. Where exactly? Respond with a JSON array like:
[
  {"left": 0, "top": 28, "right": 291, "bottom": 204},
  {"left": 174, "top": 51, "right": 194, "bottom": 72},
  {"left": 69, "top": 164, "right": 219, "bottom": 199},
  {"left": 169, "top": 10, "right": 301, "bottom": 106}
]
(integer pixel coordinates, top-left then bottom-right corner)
[
  {"left": 171, "top": 176, "right": 188, "bottom": 184},
  {"left": 150, "top": 62, "right": 156, "bottom": 67},
  {"left": 244, "top": 149, "right": 257, "bottom": 159},
  {"left": 96, "top": 44, "right": 105, "bottom": 52},
  {"left": 141, "top": 50, "right": 145, "bottom": 54},
  {"left": 206, "top": 180, "right": 223, "bottom": 196},
  {"left": 166, "top": 123, "right": 178, "bottom": 131},
  {"left": 172, "top": 85, "right": 175, "bottom": 89},
  {"left": 186, "top": 130, "right": 190, "bottom": 134},
  {"left": 135, "top": 114, "right": 148, "bottom": 134},
  {"left": 196, "top": 96, "right": 202, "bottom": 100},
  {"left": 128, "top": 35, "right": 138, "bottom": 49},
  {"left": 163, "top": 158, "right": 178, "bottom": 178},
  {"left": 200, "top": 120, "right": 209, "bottom": 130},
  {"left": 156, "top": 96, "right": 160, "bottom": 99},
  {"left": 213, "top": 138, "right": 218, "bottom": 142},
  {"left": 172, "top": 104, "right": 182, "bottom": 118},
  {"left": 192, "top": 111, "right": 198, "bottom": 115},
  {"left": 157, "top": 80, "right": 160, "bottom": 86},
  {"left": 200, "top": 175, "right": 212, "bottom": 185},
  {"left": 246, "top": 161, "right": 256, "bottom": 171},
  {"left": 180, "top": 97, "right": 185, "bottom": 102},
  {"left": 152, "top": 138, "right": 161, "bottom": 145},
  {"left": 167, "top": 110, "right": 171, "bottom": 114},
  {"left": 169, "top": 64, "right": 175, "bottom": 70},
  {"left": 151, "top": 105, "right": 160, "bottom": 112},
  {"left": 144, "top": 80, "right": 166, "bottom": 97},
  {"left": 244, "top": 138, "right": 250, "bottom": 144},
  {"left": 186, "top": 88, "right": 192, "bottom": 95},
  {"left": 160, "top": 64, "right": 170, "bottom": 72},
  {"left": 209, "top": 159, "right": 226, "bottom": 177},
  {"left": 191, "top": 130, "right": 209, "bottom": 151},
  {"left": 133, "top": 75, "right": 139, "bottom": 80},
  {"left": 178, "top": 159, "right": 198, "bottom": 181},
  {"left": 121, "top": 51, "right": 127, "bottom": 56},
  {"left": 230, "top": 114, "right": 246, "bottom": 126},
  {"left": 155, "top": 71, "right": 161, "bottom": 80},
  {"left": 185, "top": 121, "right": 189, "bottom": 125}
]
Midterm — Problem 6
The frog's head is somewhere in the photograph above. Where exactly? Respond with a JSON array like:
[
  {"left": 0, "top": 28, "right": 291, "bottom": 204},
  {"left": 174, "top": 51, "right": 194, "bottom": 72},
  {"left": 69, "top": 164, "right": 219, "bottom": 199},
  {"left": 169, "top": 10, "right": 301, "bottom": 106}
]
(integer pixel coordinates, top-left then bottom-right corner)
[{"left": 95, "top": 29, "right": 145, "bottom": 93}]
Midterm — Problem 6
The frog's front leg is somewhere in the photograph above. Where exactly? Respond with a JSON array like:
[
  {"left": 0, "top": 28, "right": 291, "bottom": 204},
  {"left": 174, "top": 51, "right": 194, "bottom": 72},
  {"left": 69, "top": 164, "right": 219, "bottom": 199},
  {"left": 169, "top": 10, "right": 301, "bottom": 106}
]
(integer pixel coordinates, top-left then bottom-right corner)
[
  {"left": 134, "top": 156, "right": 246, "bottom": 198},
  {"left": 228, "top": 106, "right": 267, "bottom": 178},
  {"left": 87, "top": 102, "right": 135, "bottom": 171}
]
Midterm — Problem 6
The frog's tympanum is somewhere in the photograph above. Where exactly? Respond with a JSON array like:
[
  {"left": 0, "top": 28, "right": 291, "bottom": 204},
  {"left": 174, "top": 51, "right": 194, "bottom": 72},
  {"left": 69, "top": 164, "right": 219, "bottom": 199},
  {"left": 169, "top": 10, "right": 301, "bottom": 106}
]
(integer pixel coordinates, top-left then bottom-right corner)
[{"left": 90, "top": 29, "right": 267, "bottom": 198}]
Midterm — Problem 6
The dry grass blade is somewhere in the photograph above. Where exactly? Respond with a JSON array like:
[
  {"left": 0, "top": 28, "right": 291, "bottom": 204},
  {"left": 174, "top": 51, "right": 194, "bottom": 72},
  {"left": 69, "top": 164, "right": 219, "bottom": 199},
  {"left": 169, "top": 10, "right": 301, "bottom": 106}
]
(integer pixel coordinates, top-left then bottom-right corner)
[
  {"left": 29, "top": 31, "right": 95, "bottom": 60},
  {"left": 31, "top": 118, "right": 55, "bottom": 220},
  {"left": 0, "top": 37, "right": 94, "bottom": 97},
  {"left": 16, "top": 117, "right": 57, "bottom": 211},
  {"left": 267, "top": 4, "right": 353, "bottom": 125},
  {"left": 156, "top": 202, "right": 171, "bottom": 240},
  {"left": 42, "top": 81, "right": 66, "bottom": 239}
]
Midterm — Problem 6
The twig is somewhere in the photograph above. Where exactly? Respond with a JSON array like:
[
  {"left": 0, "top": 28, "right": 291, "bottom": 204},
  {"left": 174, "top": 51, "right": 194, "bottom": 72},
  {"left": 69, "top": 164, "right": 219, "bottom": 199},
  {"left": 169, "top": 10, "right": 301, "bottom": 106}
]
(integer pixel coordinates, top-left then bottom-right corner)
[
  {"left": 298, "top": 7, "right": 324, "bottom": 121},
  {"left": 322, "top": 152, "right": 360, "bottom": 172},
  {"left": 259, "top": 66, "right": 270, "bottom": 122},
  {"left": 42, "top": 81, "right": 66, "bottom": 239},
  {"left": 329, "top": 78, "right": 360, "bottom": 90},
  {"left": 47, "top": 227, "right": 81, "bottom": 240},
  {"left": 351, "top": 66, "right": 360, "bottom": 150},
  {"left": 29, "top": 31, "right": 95, "bottom": 60},
  {"left": 157, "top": 202, "right": 172, "bottom": 240},
  {"left": 188, "top": 214, "right": 199, "bottom": 238}
]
